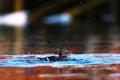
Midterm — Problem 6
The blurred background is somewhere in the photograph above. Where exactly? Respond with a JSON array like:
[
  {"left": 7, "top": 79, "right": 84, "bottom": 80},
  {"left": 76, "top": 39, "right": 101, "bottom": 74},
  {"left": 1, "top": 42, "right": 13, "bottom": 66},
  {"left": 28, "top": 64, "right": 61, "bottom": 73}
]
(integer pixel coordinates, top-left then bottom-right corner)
[{"left": 0, "top": 0, "right": 120, "bottom": 54}]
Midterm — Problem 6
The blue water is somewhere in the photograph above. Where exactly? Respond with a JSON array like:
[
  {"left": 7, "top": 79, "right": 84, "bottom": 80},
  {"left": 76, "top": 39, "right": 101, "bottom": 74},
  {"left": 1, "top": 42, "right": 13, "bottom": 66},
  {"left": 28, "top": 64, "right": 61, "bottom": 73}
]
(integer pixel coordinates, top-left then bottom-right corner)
[{"left": 0, "top": 54, "right": 120, "bottom": 67}]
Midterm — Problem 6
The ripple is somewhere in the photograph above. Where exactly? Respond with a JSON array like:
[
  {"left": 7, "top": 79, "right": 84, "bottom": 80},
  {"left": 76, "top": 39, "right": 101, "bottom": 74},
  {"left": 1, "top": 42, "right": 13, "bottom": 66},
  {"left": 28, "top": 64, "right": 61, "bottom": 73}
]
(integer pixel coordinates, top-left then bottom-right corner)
[{"left": 0, "top": 54, "right": 120, "bottom": 67}]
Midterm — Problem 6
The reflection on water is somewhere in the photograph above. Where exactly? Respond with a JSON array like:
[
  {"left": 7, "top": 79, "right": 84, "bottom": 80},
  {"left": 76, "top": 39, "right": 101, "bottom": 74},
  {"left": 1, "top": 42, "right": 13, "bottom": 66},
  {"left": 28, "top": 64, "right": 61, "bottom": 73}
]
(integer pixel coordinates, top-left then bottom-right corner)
[
  {"left": 0, "top": 54, "right": 120, "bottom": 80},
  {"left": 0, "top": 64, "right": 120, "bottom": 80}
]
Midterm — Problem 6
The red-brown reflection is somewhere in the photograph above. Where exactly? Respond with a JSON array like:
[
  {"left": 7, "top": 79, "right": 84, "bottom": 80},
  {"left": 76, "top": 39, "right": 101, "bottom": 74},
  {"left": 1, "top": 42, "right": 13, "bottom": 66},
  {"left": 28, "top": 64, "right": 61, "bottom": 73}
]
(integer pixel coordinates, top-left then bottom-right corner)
[{"left": 0, "top": 64, "right": 120, "bottom": 80}]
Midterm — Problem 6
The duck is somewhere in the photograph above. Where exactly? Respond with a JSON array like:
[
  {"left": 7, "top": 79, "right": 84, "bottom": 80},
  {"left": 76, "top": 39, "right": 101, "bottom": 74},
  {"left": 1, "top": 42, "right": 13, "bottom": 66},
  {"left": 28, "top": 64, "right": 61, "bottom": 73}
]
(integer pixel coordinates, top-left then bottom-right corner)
[{"left": 36, "top": 48, "right": 72, "bottom": 61}]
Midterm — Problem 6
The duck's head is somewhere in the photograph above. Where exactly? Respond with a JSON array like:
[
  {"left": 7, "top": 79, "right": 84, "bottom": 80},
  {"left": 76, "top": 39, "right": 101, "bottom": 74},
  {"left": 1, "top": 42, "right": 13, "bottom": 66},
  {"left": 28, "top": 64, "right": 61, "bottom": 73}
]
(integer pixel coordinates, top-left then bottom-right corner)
[{"left": 57, "top": 48, "right": 71, "bottom": 59}]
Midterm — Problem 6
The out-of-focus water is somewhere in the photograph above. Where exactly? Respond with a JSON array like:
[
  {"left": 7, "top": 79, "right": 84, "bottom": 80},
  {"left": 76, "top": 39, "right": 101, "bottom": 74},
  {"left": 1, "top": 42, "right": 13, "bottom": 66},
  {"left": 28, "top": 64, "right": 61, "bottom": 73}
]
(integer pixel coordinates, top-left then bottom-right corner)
[{"left": 1, "top": 54, "right": 120, "bottom": 80}]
